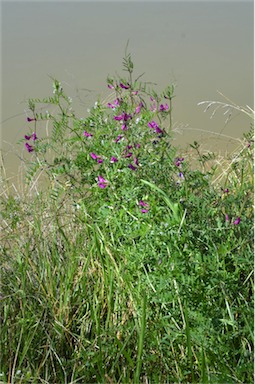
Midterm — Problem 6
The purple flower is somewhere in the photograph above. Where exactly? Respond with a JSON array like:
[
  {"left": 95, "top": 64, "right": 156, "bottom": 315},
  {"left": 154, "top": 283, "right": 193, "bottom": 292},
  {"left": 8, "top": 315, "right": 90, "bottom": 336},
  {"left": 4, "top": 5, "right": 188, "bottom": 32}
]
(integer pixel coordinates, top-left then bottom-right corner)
[
  {"left": 135, "top": 102, "right": 143, "bottom": 114},
  {"left": 90, "top": 152, "right": 98, "bottom": 160},
  {"left": 155, "top": 126, "right": 164, "bottom": 134},
  {"left": 148, "top": 121, "right": 163, "bottom": 135},
  {"left": 123, "top": 113, "right": 132, "bottom": 121},
  {"left": 110, "top": 156, "right": 118, "bottom": 163},
  {"left": 139, "top": 200, "right": 149, "bottom": 213},
  {"left": 124, "top": 152, "right": 133, "bottom": 158},
  {"left": 25, "top": 143, "right": 34, "bottom": 153},
  {"left": 139, "top": 200, "right": 149, "bottom": 207},
  {"left": 121, "top": 124, "right": 128, "bottom": 131},
  {"left": 128, "top": 164, "right": 137, "bottom": 171},
  {"left": 223, "top": 188, "right": 229, "bottom": 193},
  {"left": 108, "top": 84, "right": 114, "bottom": 89},
  {"left": 84, "top": 131, "right": 93, "bottom": 137},
  {"left": 225, "top": 214, "right": 229, "bottom": 221},
  {"left": 119, "top": 82, "right": 130, "bottom": 89},
  {"left": 178, "top": 172, "right": 184, "bottom": 179},
  {"left": 233, "top": 217, "right": 241, "bottom": 225},
  {"left": 31, "top": 132, "right": 37, "bottom": 141},
  {"left": 135, "top": 143, "right": 141, "bottom": 149},
  {"left": 114, "top": 114, "right": 123, "bottom": 121},
  {"left": 132, "top": 91, "right": 138, "bottom": 95},
  {"left": 175, "top": 157, "right": 184, "bottom": 167},
  {"left": 98, "top": 175, "right": 108, "bottom": 188},
  {"left": 134, "top": 157, "right": 139, "bottom": 166},
  {"left": 159, "top": 103, "right": 169, "bottom": 112},
  {"left": 107, "top": 99, "right": 120, "bottom": 109},
  {"left": 114, "top": 112, "right": 132, "bottom": 122},
  {"left": 108, "top": 99, "right": 120, "bottom": 109},
  {"left": 24, "top": 134, "right": 31, "bottom": 140},
  {"left": 90, "top": 153, "right": 103, "bottom": 163},
  {"left": 135, "top": 105, "right": 141, "bottom": 114},
  {"left": 148, "top": 121, "right": 158, "bottom": 130},
  {"left": 27, "top": 117, "right": 36, "bottom": 122},
  {"left": 115, "top": 135, "right": 123, "bottom": 143}
]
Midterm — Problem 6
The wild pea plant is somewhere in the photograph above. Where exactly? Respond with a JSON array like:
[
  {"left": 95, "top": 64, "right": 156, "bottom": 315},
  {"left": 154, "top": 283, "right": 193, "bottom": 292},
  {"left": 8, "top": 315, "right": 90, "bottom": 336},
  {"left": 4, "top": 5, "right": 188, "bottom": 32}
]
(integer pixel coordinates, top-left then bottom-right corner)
[{"left": 0, "top": 52, "right": 253, "bottom": 383}]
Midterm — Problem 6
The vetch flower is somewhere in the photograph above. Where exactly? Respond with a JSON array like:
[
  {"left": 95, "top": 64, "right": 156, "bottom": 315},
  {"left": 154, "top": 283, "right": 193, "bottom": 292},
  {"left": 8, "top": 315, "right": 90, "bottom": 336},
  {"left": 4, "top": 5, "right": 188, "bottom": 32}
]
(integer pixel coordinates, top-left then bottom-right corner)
[
  {"left": 107, "top": 99, "right": 120, "bottom": 109},
  {"left": 223, "top": 188, "right": 229, "bottom": 193},
  {"left": 124, "top": 152, "right": 133, "bottom": 158},
  {"left": 139, "top": 200, "right": 149, "bottom": 213},
  {"left": 110, "top": 156, "right": 118, "bottom": 163},
  {"left": 123, "top": 112, "right": 132, "bottom": 121},
  {"left": 233, "top": 217, "right": 241, "bottom": 225},
  {"left": 26, "top": 117, "right": 36, "bottom": 122},
  {"left": 128, "top": 164, "right": 137, "bottom": 171},
  {"left": 159, "top": 103, "right": 169, "bottom": 112},
  {"left": 155, "top": 126, "right": 164, "bottom": 134},
  {"left": 25, "top": 143, "right": 34, "bottom": 153},
  {"left": 114, "top": 114, "right": 123, "bottom": 121},
  {"left": 114, "top": 112, "right": 132, "bottom": 123},
  {"left": 119, "top": 82, "right": 130, "bottom": 89},
  {"left": 84, "top": 131, "right": 93, "bottom": 137},
  {"left": 31, "top": 132, "right": 37, "bottom": 141},
  {"left": 90, "top": 152, "right": 98, "bottom": 160},
  {"left": 175, "top": 157, "right": 184, "bottom": 167},
  {"left": 98, "top": 175, "right": 108, "bottom": 188},
  {"left": 90, "top": 152, "right": 103, "bottom": 163},
  {"left": 148, "top": 121, "right": 164, "bottom": 135},
  {"left": 148, "top": 121, "right": 158, "bottom": 130},
  {"left": 225, "top": 214, "right": 229, "bottom": 221},
  {"left": 121, "top": 124, "right": 128, "bottom": 131},
  {"left": 135, "top": 105, "right": 141, "bottom": 114},
  {"left": 134, "top": 157, "right": 139, "bottom": 166},
  {"left": 139, "top": 200, "right": 149, "bottom": 207},
  {"left": 135, "top": 102, "right": 144, "bottom": 114},
  {"left": 24, "top": 132, "right": 37, "bottom": 141},
  {"left": 115, "top": 135, "right": 123, "bottom": 143}
]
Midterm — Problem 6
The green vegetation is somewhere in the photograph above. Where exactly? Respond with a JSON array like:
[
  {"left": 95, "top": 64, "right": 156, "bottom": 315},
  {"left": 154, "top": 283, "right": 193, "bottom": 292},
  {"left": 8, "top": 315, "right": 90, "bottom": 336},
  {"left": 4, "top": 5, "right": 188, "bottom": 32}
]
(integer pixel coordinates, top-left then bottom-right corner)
[{"left": 0, "top": 52, "right": 253, "bottom": 383}]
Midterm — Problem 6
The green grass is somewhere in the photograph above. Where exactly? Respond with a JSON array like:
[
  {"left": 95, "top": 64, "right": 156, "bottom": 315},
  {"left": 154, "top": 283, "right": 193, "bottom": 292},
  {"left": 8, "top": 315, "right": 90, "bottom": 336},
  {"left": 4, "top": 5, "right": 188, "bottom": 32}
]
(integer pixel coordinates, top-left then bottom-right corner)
[{"left": 0, "top": 53, "right": 253, "bottom": 383}]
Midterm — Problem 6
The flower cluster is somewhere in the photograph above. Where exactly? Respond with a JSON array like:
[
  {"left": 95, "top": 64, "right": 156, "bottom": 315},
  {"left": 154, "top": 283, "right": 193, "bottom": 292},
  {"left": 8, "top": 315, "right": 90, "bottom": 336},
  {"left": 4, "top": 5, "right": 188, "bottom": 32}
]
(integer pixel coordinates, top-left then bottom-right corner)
[
  {"left": 175, "top": 157, "right": 184, "bottom": 167},
  {"left": 90, "top": 152, "right": 103, "bottom": 164},
  {"left": 24, "top": 131, "right": 37, "bottom": 152},
  {"left": 80, "top": 81, "right": 168, "bottom": 188},
  {"left": 225, "top": 215, "right": 241, "bottom": 225},
  {"left": 139, "top": 200, "right": 150, "bottom": 214},
  {"left": 98, "top": 175, "right": 108, "bottom": 189},
  {"left": 148, "top": 121, "right": 164, "bottom": 135}
]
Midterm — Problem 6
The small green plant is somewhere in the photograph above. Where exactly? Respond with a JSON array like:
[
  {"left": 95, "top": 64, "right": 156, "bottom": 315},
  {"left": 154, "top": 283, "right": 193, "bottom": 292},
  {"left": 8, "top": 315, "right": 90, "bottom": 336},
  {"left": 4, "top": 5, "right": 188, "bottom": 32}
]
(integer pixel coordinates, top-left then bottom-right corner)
[{"left": 0, "top": 51, "right": 253, "bottom": 383}]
